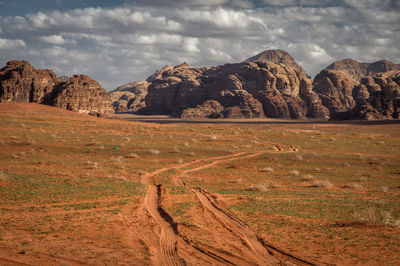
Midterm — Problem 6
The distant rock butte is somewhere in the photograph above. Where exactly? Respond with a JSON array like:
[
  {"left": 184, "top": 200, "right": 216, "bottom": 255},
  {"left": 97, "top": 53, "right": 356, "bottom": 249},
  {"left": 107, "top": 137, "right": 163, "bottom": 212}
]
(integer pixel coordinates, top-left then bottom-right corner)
[
  {"left": 326, "top": 58, "right": 400, "bottom": 80},
  {"left": 109, "top": 81, "right": 148, "bottom": 112},
  {"left": 0, "top": 60, "right": 113, "bottom": 117}
]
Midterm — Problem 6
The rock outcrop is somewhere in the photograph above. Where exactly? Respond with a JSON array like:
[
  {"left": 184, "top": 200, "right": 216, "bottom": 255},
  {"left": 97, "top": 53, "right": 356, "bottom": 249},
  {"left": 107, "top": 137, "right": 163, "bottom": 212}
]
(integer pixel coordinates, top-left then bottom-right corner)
[
  {"left": 0, "top": 60, "right": 60, "bottom": 104},
  {"left": 326, "top": 58, "right": 400, "bottom": 80},
  {"left": 351, "top": 71, "right": 400, "bottom": 120},
  {"left": 243, "top": 49, "right": 307, "bottom": 75},
  {"left": 109, "top": 81, "right": 148, "bottom": 112},
  {"left": 144, "top": 60, "right": 329, "bottom": 119},
  {"left": 0, "top": 61, "right": 113, "bottom": 117},
  {"left": 313, "top": 59, "right": 400, "bottom": 120},
  {"left": 51, "top": 75, "right": 114, "bottom": 116},
  {"left": 313, "top": 69, "right": 357, "bottom": 119}
]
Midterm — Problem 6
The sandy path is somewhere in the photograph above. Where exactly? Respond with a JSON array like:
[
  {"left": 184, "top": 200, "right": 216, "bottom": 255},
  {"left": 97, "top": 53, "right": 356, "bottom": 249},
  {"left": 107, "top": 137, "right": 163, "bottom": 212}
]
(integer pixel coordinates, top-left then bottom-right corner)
[
  {"left": 129, "top": 151, "right": 316, "bottom": 265},
  {"left": 136, "top": 153, "right": 247, "bottom": 265}
]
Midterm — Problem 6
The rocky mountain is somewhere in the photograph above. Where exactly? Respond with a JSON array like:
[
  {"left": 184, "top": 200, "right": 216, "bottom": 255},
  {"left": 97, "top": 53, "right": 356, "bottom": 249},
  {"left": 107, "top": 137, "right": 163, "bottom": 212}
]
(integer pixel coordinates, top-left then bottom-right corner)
[
  {"left": 144, "top": 61, "right": 328, "bottom": 119},
  {"left": 0, "top": 61, "right": 113, "bottom": 117},
  {"left": 109, "top": 81, "right": 148, "bottom": 112}
]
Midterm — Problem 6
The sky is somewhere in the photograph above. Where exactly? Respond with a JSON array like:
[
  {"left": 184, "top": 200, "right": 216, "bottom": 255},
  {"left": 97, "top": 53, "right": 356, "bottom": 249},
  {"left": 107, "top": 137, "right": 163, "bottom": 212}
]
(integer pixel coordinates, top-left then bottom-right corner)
[{"left": 0, "top": 0, "right": 399, "bottom": 91}]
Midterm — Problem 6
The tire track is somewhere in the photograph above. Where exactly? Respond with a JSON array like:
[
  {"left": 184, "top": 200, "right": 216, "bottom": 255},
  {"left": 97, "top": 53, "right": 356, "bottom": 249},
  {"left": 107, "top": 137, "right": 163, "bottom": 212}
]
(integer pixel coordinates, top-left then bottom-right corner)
[
  {"left": 134, "top": 150, "right": 316, "bottom": 265},
  {"left": 170, "top": 151, "right": 317, "bottom": 265},
  {"left": 137, "top": 152, "right": 247, "bottom": 265}
]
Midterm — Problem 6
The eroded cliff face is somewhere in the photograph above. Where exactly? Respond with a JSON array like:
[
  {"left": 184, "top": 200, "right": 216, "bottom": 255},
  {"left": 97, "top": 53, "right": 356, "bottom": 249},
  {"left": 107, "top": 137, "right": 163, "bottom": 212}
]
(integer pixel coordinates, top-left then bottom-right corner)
[
  {"left": 111, "top": 50, "right": 399, "bottom": 120},
  {"left": 326, "top": 59, "right": 400, "bottom": 80},
  {"left": 312, "top": 69, "right": 357, "bottom": 119},
  {"left": 0, "top": 61, "right": 114, "bottom": 117},
  {"left": 352, "top": 71, "right": 400, "bottom": 120},
  {"left": 52, "top": 75, "right": 114, "bottom": 117},
  {"left": 313, "top": 59, "right": 400, "bottom": 120},
  {"left": 144, "top": 61, "right": 329, "bottom": 119},
  {"left": 243, "top": 49, "right": 307, "bottom": 75},
  {"left": 109, "top": 81, "right": 148, "bottom": 112},
  {"left": 0, "top": 61, "right": 60, "bottom": 104}
]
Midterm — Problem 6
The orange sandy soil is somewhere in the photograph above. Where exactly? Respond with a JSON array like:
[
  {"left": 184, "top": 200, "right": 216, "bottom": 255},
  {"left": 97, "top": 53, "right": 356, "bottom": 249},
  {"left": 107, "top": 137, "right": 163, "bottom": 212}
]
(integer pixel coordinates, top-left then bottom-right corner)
[{"left": 0, "top": 103, "right": 399, "bottom": 265}]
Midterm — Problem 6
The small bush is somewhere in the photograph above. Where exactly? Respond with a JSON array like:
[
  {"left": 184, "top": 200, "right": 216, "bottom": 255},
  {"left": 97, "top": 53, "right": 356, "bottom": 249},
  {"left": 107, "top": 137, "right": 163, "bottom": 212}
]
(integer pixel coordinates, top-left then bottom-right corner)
[
  {"left": 269, "top": 183, "right": 282, "bottom": 188},
  {"left": 301, "top": 174, "right": 314, "bottom": 181},
  {"left": 209, "top": 135, "right": 217, "bottom": 141},
  {"left": 381, "top": 186, "right": 388, "bottom": 192},
  {"left": 0, "top": 171, "right": 6, "bottom": 181},
  {"left": 245, "top": 184, "right": 267, "bottom": 192},
  {"left": 125, "top": 153, "right": 139, "bottom": 159},
  {"left": 149, "top": 149, "right": 161, "bottom": 155},
  {"left": 342, "top": 183, "right": 363, "bottom": 189},
  {"left": 353, "top": 208, "right": 399, "bottom": 227},
  {"left": 290, "top": 170, "right": 299, "bottom": 176},
  {"left": 260, "top": 167, "right": 274, "bottom": 172},
  {"left": 310, "top": 180, "right": 333, "bottom": 188}
]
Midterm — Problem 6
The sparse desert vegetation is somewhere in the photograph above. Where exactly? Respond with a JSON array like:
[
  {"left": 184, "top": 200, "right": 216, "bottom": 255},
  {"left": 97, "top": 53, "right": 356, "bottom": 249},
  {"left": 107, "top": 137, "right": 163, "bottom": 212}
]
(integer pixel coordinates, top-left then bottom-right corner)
[{"left": 0, "top": 103, "right": 400, "bottom": 265}]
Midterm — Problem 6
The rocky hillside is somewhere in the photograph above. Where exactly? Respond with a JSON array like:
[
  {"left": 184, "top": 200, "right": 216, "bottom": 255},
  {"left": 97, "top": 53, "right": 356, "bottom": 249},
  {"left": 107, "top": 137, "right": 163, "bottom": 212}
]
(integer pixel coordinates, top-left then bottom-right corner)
[
  {"left": 0, "top": 61, "right": 114, "bottom": 117},
  {"left": 314, "top": 59, "right": 400, "bottom": 120},
  {"left": 110, "top": 50, "right": 399, "bottom": 120},
  {"left": 326, "top": 58, "right": 400, "bottom": 80},
  {"left": 109, "top": 81, "right": 148, "bottom": 112}
]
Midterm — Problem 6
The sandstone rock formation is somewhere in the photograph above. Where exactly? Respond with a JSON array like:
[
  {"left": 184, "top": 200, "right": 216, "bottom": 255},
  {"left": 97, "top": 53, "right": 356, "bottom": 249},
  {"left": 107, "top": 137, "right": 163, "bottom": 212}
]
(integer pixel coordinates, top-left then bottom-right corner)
[
  {"left": 110, "top": 50, "right": 398, "bottom": 120},
  {"left": 144, "top": 60, "right": 329, "bottom": 119},
  {"left": 326, "top": 58, "right": 400, "bottom": 80},
  {"left": 243, "top": 49, "right": 307, "bottom": 75},
  {"left": 51, "top": 75, "right": 114, "bottom": 116},
  {"left": 313, "top": 69, "right": 357, "bottom": 119},
  {"left": 109, "top": 81, "right": 148, "bottom": 112},
  {"left": 181, "top": 100, "right": 224, "bottom": 119},
  {"left": 0, "top": 60, "right": 60, "bottom": 104},
  {"left": 0, "top": 61, "right": 113, "bottom": 117},
  {"left": 352, "top": 71, "right": 400, "bottom": 120},
  {"left": 313, "top": 59, "right": 400, "bottom": 120}
]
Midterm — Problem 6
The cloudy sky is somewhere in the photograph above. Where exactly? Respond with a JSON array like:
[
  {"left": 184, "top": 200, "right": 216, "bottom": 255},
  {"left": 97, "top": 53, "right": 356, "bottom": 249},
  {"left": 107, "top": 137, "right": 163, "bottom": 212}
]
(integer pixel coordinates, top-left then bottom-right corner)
[{"left": 1, "top": 0, "right": 399, "bottom": 91}]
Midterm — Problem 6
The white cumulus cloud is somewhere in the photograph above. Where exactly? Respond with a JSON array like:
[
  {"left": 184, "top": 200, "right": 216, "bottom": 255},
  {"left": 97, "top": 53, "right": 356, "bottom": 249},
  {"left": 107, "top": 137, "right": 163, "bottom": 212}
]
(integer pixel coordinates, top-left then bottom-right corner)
[
  {"left": 0, "top": 2, "right": 399, "bottom": 91},
  {"left": 0, "top": 38, "right": 26, "bottom": 49}
]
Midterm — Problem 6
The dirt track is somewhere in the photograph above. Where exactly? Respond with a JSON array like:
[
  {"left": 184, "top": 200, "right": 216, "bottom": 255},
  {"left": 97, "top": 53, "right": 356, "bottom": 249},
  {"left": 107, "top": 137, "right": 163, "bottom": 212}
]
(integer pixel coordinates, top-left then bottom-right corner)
[{"left": 130, "top": 151, "right": 318, "bottom": 265}]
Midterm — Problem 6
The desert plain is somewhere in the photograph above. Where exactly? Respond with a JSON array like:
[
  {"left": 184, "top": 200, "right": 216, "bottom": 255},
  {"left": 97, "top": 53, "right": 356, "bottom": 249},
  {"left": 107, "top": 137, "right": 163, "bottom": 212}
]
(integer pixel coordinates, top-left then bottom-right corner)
[{"left": 0, "top": 103, "right": 399, "bottom": 265}]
